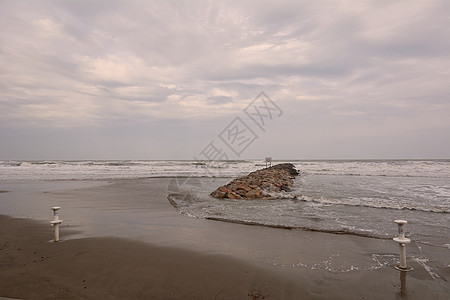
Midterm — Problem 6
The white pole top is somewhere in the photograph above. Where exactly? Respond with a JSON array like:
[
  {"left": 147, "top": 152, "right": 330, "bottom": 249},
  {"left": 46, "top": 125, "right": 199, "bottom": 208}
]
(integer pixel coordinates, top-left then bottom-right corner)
[
  {"left": 51, "top": 206, "right": 61, "bottom": 211},
  {"left": 394, "top": 237, "right": 411, "bottom": 244},
  {"left": 394, "top": 219, "right": 407, "bottom": 225}
]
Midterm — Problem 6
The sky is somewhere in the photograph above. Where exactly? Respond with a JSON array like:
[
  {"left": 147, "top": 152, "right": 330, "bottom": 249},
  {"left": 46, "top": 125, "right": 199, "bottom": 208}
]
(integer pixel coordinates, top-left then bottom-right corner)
[{"left": 1, "top": 0, "right": 449, "bottom": 160}]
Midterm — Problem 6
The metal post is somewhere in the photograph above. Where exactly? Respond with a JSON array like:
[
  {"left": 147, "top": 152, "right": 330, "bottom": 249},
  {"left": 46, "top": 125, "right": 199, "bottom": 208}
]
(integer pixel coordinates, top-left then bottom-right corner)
[
  {"left": 399, "top": 271, "right": 407, "bottom": 296},
  {"left": 393, "top": 220, "right": 413, "bottom": 271},
  {"left": 54, "top": 222, "right": 60, "bottom": 241},
  {"left": 51, "top": 207, "right": 63, "bottom": 242},
  {"left": 399, "top": 244, "right": 407, "bottom": 268}
]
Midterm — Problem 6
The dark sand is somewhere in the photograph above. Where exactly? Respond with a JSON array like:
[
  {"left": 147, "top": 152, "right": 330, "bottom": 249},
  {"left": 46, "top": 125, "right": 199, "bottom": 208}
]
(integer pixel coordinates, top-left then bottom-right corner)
[
  {"left": 1, "top": 215, "right": 310, "bottom": 299},
  {"left": 1, "top": 178, "right": 449, "bottom": 299}
]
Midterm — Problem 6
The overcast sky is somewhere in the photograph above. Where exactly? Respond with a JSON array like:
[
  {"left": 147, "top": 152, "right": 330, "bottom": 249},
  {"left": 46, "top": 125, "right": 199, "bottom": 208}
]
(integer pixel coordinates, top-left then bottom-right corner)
[{"left": 1, "top": 0, "right": 449, "bottom": 160}]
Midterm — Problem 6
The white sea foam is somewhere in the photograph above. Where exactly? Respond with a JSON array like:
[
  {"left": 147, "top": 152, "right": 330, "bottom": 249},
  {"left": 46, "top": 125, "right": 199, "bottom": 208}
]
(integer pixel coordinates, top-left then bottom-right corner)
[
  {"left": 296, "top": 194, "right": 449, "bottom": 213},
  {"left": 0, "top": 160, "right": 254, "bottom": 181},
  {"left": 1, "top": 159, "right": 450, "bottom": 180},
  {"left": 295, "top": 160, "right": 450, "bottom": 178}
]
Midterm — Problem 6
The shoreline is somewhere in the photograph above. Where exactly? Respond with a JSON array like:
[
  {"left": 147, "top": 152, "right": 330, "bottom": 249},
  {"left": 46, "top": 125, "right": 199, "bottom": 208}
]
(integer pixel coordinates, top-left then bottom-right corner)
[{"left": 1, "top": 177, "right": 449, "bottom": 299}]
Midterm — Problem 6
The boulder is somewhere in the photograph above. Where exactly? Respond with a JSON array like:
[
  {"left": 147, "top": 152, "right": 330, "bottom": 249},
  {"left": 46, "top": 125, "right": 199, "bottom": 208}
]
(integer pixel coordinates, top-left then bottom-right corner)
[
  {"left": 245, "top": 189, "right": 262, "bottom": 199},
  {"left": 227, "top": 192, "right": 243, "bottom": 199}
]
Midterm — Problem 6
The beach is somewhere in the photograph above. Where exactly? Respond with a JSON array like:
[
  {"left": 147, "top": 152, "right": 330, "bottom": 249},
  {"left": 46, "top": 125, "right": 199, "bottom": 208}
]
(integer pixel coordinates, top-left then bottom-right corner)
[
  {"left": 1, "top": 176, "right": 449, "bottom": 299},
  {"left": 1, "top": 215, "right": 312, "bottom": 299}
]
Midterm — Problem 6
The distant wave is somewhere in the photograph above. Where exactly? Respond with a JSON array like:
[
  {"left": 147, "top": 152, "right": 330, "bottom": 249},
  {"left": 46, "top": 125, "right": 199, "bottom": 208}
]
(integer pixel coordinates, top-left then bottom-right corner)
[
  {"left": 301, "top": 171, "right": 450, "bottom": 178},
  {"left": 0, "top": 161, "right": 22, "bottom": 167},
  {"left": 29, "top": 161, "right": 59, "bottom": 165},
  {"left": 2, "top": 159, "right": 450, "bottom": 182},
  {"left": 295, "top": 160, "right": 450, "bottom": 178}
]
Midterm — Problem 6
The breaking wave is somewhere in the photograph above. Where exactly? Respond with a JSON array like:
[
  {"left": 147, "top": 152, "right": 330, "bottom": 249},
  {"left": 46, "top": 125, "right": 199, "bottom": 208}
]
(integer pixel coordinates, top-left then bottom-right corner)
[
  {"left": 295, "top": 195, "right": 450, "bottom": 214},
  {"left": 167, "top": 193, "right": 391, "bottom": 240}
]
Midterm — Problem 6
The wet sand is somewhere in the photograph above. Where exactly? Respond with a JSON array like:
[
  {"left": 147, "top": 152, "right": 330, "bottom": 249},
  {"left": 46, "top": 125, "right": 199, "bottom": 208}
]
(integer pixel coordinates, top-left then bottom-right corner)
[
  {"left": 1, "top": 178, "right": 449, "bottom": 299},
  {"left": 0, "top": 215, "right": 310, "bottom": 299}
]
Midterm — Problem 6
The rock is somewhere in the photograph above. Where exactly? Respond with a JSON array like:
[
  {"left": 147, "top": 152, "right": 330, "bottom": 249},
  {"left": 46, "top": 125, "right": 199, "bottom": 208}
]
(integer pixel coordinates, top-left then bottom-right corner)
[
  {"left": 281, "top": 185, "right": 291, "bottom": 192},
  {"left": 227, "top": 192, "right": 243, "bottom": 199},
  {"left": 210, "top": 163, "right": 299, "bottom": 200},
  {"left": 236, "top": 189, "right": 247, "bottom": 196},
  {"left": 210, "top": 190, "right": 227, "bottom": 199},
  {"left": 236, "top": 185, "right": 251, "bottom": 192},
  {"left": 245, "top": 189, "right": 262, "bottom": 199}
]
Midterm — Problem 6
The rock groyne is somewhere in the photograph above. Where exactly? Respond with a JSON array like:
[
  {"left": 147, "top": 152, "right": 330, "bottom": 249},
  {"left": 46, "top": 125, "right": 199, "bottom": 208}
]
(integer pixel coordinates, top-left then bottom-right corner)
[{"left": 210, "top": 163, "right": 299, "bottom": 199}]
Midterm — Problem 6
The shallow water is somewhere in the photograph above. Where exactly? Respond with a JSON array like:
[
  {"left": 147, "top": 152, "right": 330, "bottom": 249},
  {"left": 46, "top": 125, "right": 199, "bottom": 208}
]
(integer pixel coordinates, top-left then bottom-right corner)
[
  {"left": 166, "top": 161, "right": 450, "bottom": 250},
  {"left": 1, "top": 159, "right": 449, "bottom": 249}
]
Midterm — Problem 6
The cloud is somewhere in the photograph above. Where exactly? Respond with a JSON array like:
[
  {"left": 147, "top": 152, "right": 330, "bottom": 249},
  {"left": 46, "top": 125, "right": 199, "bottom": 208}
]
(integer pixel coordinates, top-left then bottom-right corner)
[{"left": 0, "top": 0, "right": 449, "bottom": 159}]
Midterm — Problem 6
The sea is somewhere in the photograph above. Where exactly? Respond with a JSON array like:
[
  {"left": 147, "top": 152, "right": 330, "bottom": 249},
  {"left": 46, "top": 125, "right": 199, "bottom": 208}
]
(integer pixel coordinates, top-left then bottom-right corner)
[{"left": 1, "top": 159, "right": 449, "bottom": 250}]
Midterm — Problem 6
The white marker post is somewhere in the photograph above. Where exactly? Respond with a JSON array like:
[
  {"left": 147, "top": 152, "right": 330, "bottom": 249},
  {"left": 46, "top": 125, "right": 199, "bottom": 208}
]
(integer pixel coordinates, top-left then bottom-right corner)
[
  {"left": 50, "top": 207, "right": 63, "bottom": 242},
  {"left": 393, "top": 220, "right": 413, "bottom": 271}
]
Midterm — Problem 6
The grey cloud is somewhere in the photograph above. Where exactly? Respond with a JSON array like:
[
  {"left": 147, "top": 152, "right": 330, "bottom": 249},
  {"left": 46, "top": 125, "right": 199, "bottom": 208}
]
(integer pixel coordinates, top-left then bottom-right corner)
[
  {"left": 203, "top": 61, "right": 354, "bottom": 82},
  {"left": 206, "top": 95, "right": 233, "bottom": 104},
  {"left": 1, "top": 0, "right": 449, "bottom": 159}
]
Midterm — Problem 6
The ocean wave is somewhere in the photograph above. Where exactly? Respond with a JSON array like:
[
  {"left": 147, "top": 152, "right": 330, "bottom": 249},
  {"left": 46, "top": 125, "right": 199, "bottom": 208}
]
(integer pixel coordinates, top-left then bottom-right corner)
[
  {"left": 2, "top": 159, "right": 450, "bottom": 184},
  {"left": 167, "top": 187, "right": 449, "bottom": 250},
  {"left": 29, "top": 161, "right": 58, "bottom": 165},
  {"left": 295, "top": 195, "right": 449, "bottom": 214},
  {"left": 0, "top": 161, "right": 22, "bottom": 167},
  {"left": 294, "top": 160, "right": 450, "bottom": 178},
  {"left": 300, "top": 171, "right": 450, "bottom": 178},
  {"left": 168, "top": 192, "right": 391, "bottom": 239}
]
